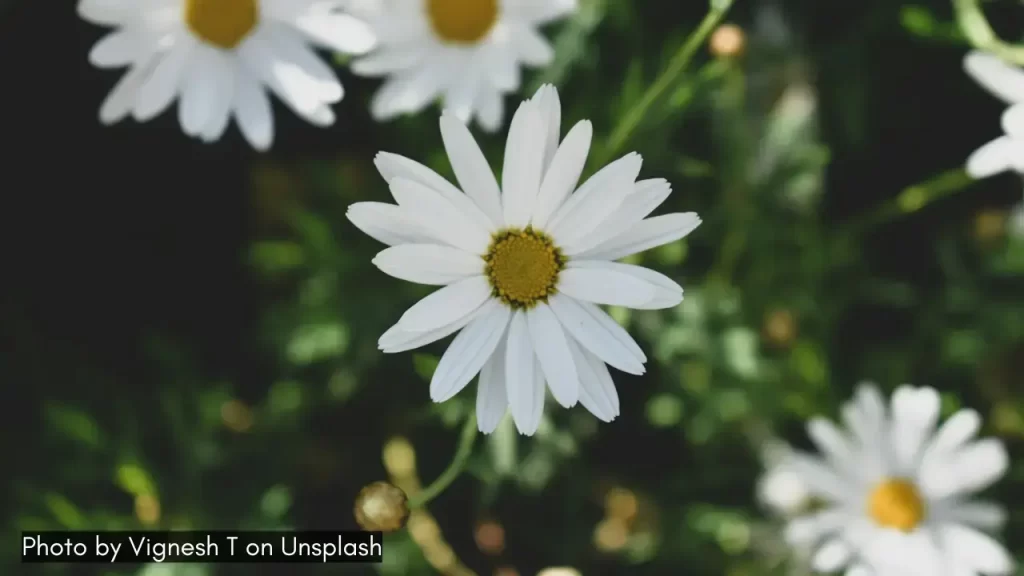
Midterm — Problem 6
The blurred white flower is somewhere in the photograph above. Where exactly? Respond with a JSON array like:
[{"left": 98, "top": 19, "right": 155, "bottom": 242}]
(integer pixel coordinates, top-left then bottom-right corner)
[
  {"left": 346, "top": 0, "right": 577, "bottom": 131},
  {"left": 758, "top": 463, "right": 811, "bottom": 517},
  {"left": 963, "top": 51, "right": 1024, "bottom": 178},
  {"left": 79, "top": 0, "right": 377, "bottom": 150},
  {"left": 347, "top": 85, "right": 701, "bottom": 435},
  {"left": 782, "top": 383, "right": 1013, "bottom": 576}
]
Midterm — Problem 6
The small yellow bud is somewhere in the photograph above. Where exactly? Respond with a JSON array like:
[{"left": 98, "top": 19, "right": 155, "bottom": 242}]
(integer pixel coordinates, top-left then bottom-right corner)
[
  {"left": 710, "top": 23, "right": 746, "bottom": 58},
  {"left": 974, "top": 209, "right": 1006, "bottom": 243},
  {"left": 354, "top": 481, "right": 410, "bottom": 532},
  {"left": 762, "top": 309, "right": 798, "bottom": 348}
]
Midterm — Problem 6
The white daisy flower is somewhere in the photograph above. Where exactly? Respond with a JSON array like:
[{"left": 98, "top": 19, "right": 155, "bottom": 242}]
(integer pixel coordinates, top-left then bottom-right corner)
[
  {"left": 79, "top": 0, "right": 377, "bottom": 150},
  {"left": 347, "top": 85, "right": 701, "bottom": 435},
  {"left": 783, "top": 383, "right": 1014, "bottom": 576},
  {"left": 346, "top": 0, "right": 577, "bottom": 132},
  {"left": 963, "top": 51, "right": 1024, "bottom": 178}
]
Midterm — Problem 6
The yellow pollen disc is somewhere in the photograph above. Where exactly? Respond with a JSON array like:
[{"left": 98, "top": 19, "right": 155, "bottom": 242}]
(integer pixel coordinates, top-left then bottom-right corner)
[
  {"left": 185, "top": 0, "right": 259, "bottom": 50},
  {"left": 867, "top": 478, "right": 926, "bottom": 532},
  {"left": 484, "top": 228, "right": 564, "bottom": 309},
  {"left": 426, "top": 0, "right": 499, "bottom": 45}
]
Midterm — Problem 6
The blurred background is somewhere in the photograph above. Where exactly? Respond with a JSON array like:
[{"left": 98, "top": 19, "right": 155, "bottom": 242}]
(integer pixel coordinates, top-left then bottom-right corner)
[{"left": 2, "top": 0, "right": 1023, "bottom": 574}]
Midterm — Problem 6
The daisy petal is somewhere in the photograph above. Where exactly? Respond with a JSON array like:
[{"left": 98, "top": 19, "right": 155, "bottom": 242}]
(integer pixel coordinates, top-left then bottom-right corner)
[
  {"left": 99, "top": 60, "right": 154, "bottom": 125},
  {"left": 134, "top": 41, "right": 194, "bottom": 122},
  {"left": 967, "top": 136, "right": 1016, "bottom": 178},
  {"left": 78, "top": 0, "right": 130, "bottom": 25},
  {"left": 784, "top": 508, "right": 848, "bottom": 546},
  {"left": 937, "top": 498, "right": 1007, "bottom": 528},
  {"left": 440, "top": 112, "right": 505, "bottom": 226},
  {"left": 372, "top": 244, "right": 484, "bottom": 285},
  {"left": 566, "top": 178, "right": 672, "bottom": 255},
  {"left": 806, "top": 417, "right": 858, "bottom": 476},
  {"left": 502, "top": 100, "right": 546, "bottom": 228},
  {"left": 476, "top": 84, "right": 505, "bottom": 133},
  {"left": 547, "top": 293, "right": 646, "bottom": 375},
  {"left": 889, "top": 385, "right": 941, "bottom": 475},
  {"left": 844, "top": 565, "right": 872, "bottom": 576},
  {"left": 89, "top": 29, "right": 143, "bottom": 68},
  {"left": 430, "top": 301, "right": 510, "bottom": 402},
  {"left": 233, "top": 69, "right": 275, "bottom": 151},
  {"left": 530, "top": 84, "right": 562, "bottom": 173},
  {"left": 239, "top": 35, "right": 327, "bottom": 121},
  {"left": 576, "top": 300, "right": 647, "bottom": 364},
  {"left": 557, "top": 266, "right": 657, "bottom": 308},
  {"left": 178, "top": 48, "right": 220, "bottom": 136},
  {"left": 378, "top": 305, "right": 482, "bottom": 353},
  {"left": 1002, "top": 103, "right": 1024, "bottom": 137},
  {"left": 511, "top": 23, "right": 554, "bottom": 66},
  {"left": 351, "top": 44, "right": 424, "bottom": 76},
  {"left": 567, "top": 260, "right": 682, "bottom": 309},
  {"left": 374, "top": 152, "right": 496, "bottom": 235},
  {"left": 395, "top": 275, "right": 492, "bottom": 332},
  {"left": 918, "top": 408, "right": 981, "bottom": 474},
  {"left": 346, "top": 202, "right": 433, "bottom": 246},
  {"left": 526, "top": 304, "right": 579, "bottom": 407},
  {"left": 812, "top": 539, "right": 853, "bottom": 572},
  {"left": 507, "top": 0, "right": 578, "bottom": 25},
  {"left": 505, "top": 311, "right": 544, "bottom": 435},
  {"left": 198, "top": 53, "right": 235, "bottom": 143},
  {"left": 477, "top": 335, "right": 509, "bottom": 433},
  {"left": 443, "top": 66, "right": 480, "bottom": 125},
  {"left": 938, "top": 439, "right": 1009, "bottom": 497},
  {"left": 964, "top": 51, "right": 1024, "bottom": 104},
  {"left": 941, "top": 523, "right": 1015, "bottom": 575},
  {"left": 568, "top": 338, "right": 618, "bottom": 421},
  {"left": 547, "top": 153, "right": 642, "bottom": 247},
  {"left": 531, "top": 120, "right": 593, "bottom": 230},
  {"left": 389, "top": 177, "right": 492, "bottom": 254},
  {"left": 293, "top": 12, "right": 378, "bottom": 55},
  {"left": 578, "top": 212, "right": 702, "bottom": 262},
  {"left": 264, "top": 23, "right": 344, "bottom": 103},
  {"left": 787, "top": 452, "right": 852, "bottom": 502}
]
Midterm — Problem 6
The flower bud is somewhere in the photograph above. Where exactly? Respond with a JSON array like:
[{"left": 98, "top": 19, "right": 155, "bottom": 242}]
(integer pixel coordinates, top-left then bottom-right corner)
[
  {"left": 710, "top": 24, "right": 745, "bottom": 58},
  {"left": 354, "top": 481, "right": 409, "bottom": 532}
]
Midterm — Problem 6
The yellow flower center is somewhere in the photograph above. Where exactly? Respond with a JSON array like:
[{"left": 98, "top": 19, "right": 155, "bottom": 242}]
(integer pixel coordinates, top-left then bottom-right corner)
[
  {"left": 484, "top": 228, "right": 564, "bottom": 309},
  {"left": 426, "top": 0, "right": 499, "bottom": 45},
  {"left": 867, "top": 478, "right": 926, "bottom": 532},
  {"left": 184, "top": 0, "right": 259, "bottom": 50}
]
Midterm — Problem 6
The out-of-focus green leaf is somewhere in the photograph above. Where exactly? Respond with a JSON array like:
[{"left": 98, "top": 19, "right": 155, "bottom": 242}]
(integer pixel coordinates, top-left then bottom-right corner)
[
  {"left": 45, "top": 404, "right": 103, "bottom": 450},
  {"left": 43, "top": 493, "right": 86, "bottom": 529},
  {"left": 115, "top": 463, "right": 157, "bottom": 497},
  {"left": 412, "top": 354, "right": 440, "bottom": 381},
  {"left": 286, "top": 323, "right": 350, "bottom": 365}
]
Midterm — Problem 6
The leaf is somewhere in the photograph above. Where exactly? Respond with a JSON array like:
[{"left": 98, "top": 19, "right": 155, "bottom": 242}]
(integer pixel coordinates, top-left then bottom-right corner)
[
  {"left": 43, "top": 493, "right": 86, "bottom": 529},
  {"left": 44, "top": 404, "right": 103, "bottom": 450},
  {"left": 250, "top": 241, "right": 306, "bottom": 275},
  {"left": 287, "top": 323, "right": 350, "bottom": 365},
  {"left": 115, "top": 463, "right": 157, "bottom": 497},
  {"left": 412, "top": 354, "right": 440, "bottom": 381},
  {"left": 260, "top": 485, "right": 292, "bottom": 520}
]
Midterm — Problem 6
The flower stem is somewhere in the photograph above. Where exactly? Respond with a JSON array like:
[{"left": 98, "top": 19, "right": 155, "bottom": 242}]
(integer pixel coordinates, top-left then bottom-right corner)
[
  {"left": 596, "top": 0, "right": 735, "bottom": 166},
  {"left": 846, "top": 168, "right": 976, "bottom": 234},
  {"left": 952, "top": 0, "right": 1024, "bottom": 65},
  {"left": 408, "top": 412, "right": 478, "bottom": 509}
]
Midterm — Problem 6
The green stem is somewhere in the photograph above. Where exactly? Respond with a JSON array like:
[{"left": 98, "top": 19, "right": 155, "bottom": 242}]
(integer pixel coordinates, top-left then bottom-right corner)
[
  {"left": 595, "top": 0, "right": 735, "bottom": 166},
  {"left": 408, "top": 413, "right": 478, "bottom": 509},
  {"left": 846, "top": 168, "right": 976, "bottom": 234},
  {"left": 952, "top": 0, "right": 1024, "bottom": 65}
]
